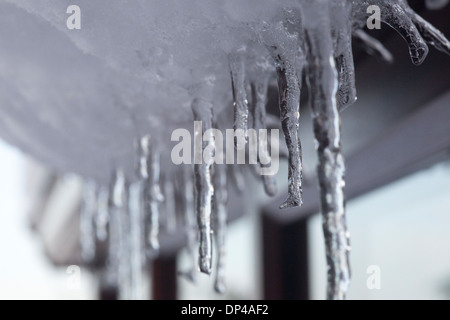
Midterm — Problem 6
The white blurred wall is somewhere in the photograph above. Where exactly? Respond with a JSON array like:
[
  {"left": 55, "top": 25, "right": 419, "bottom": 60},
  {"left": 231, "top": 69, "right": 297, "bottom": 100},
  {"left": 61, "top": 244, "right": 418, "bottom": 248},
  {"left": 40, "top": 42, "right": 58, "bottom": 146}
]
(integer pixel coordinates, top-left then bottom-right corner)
[{"left": 0, "top": 141, "right": 95, "bottom": 300}]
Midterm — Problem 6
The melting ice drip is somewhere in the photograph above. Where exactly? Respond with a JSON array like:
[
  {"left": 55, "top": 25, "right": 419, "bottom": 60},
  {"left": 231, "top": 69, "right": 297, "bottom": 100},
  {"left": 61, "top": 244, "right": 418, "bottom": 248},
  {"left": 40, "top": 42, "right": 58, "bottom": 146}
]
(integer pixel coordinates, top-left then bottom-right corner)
[{"left": 70, "top": 0, "right": 450, "bottom": 300}]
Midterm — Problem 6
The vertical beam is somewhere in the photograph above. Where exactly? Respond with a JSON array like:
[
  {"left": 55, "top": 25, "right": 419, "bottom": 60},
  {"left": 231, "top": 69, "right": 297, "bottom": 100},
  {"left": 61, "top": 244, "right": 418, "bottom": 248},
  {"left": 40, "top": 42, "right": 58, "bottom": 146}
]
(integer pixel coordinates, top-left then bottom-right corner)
[
  {"left": 152, "top": 255, "right": 178, "bottom": 300},
  {"left": 262, "top": 213, "right": 309, "bottom": 300}
]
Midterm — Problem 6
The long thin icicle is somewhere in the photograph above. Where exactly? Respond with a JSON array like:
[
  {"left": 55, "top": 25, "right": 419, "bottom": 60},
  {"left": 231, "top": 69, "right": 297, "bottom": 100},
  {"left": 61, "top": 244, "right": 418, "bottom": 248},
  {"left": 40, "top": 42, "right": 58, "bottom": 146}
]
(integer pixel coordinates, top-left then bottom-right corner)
[
  {"left": 96, "top": 186, "right": 110, "bottom": 242},
  {"left": 425, "top": 0, "right": 449, "bottom": 10},
  {"left": 119, "top": 186, "right": 131, "bottom": 300},
  {"left": 105, "top": 189, "right": 119, "bottom": 294},
  {"left": 213, "top": 163, "right": 228, "bottom": 294},
  {"left": 179, "top": 165, "right": 198, "bottom": 282},
  {"left": 192, "top": 98, "right": 215, "bottom": 275},
  {"left": 332, "top": 1, "right": 357, "bottom": 111},
  {"left": 107, "top": 169, "right": 130, "bottom": 300},
  {"left": 303, "top": 0, "right": 351, "bottom": 299},
  {"left": 150, "top": 148, "right": 164, "bottom": 253}
]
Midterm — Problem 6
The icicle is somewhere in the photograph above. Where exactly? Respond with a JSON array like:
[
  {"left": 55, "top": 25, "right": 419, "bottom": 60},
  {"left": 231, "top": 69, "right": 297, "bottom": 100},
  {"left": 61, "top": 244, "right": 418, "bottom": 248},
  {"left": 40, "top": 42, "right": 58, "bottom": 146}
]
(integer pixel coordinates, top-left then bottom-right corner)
[
  {"left": 230, "top": 54, "right": 249, "bottom": 143},
  {"left": 265, "top": 114, "right": 289, "bottom": 159},
  {"left": 138, "top": 135, "right": 164, "bottom": 254},
  {"left": 105, "top": 192, "right": 119, "bottom": 292},
  {"left": 213, "top": 163, "right": 228, "bottom": 294},
  {"left": 178, "top": 165, "right": 198, "bottom": 283},
  {"left": 118, "top": 171, "right": 131, "bottom": 300},
  {"left": 272, "top": 50, "right": 303, "bottom": 209},
  {"left": 128, "top": 182, "right": 145, "bottom": 300},
  {"left": 379, "top": 0, "right": 450, "bottom": 58},
  {"left": 164, "top": 180, "right": 177, "bottom": 233},
  {"left": 259, "top": 21, "right": 304, "bottom": 207},
  {"left": 353, "top": 30, "right": 394, "bottom": 64},
  {"left": 352, "top": 0, "right": 429, "bottom": 65},
  {"left": 96, "top": 186, "right": 110, "bottom": 242},
  {"left": 303, "top": 1, "right": 351, "bottom": 299},
  {"left": 410, "top": 12, "right": 450, "bottom": 56},
  {"left": 106, "top": 169, "right": 130, "bottom": 300},
  {"left": 332, "top": 2, "right": 357, "bottom": 111},
  {"left": 192, "top": 98, "right": 215, "bottom": 275},
  {"left": 250, "top": 78, "right": 277, "bottom": 197},
  {"left": 249, "top": 78, "right": 269, "bottom": 134},
  {"left": 79, "top": 180, "right": 97, "bottom": 263},
  {"left": 110, "top": 170, "right": 127, "bottom": 208}
]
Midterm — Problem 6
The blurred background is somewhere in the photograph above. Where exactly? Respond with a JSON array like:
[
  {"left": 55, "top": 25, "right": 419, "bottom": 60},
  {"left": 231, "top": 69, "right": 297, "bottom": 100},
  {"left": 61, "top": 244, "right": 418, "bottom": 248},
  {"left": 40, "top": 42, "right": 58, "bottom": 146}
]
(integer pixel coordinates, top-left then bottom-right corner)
[
  {"left": 0, "top": 0, "right": 449, "bottom": 300},
  {"left": 3, "top": 128, "right": 450, "bottom": 300}
]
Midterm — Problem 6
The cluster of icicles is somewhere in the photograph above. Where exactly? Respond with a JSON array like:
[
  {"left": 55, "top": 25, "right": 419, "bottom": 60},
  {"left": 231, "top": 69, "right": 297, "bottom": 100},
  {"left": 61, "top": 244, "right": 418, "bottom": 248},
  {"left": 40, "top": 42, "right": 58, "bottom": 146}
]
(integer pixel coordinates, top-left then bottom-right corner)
[{"left": 79, "top": 0, "right": 450, "bottom": 300}]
